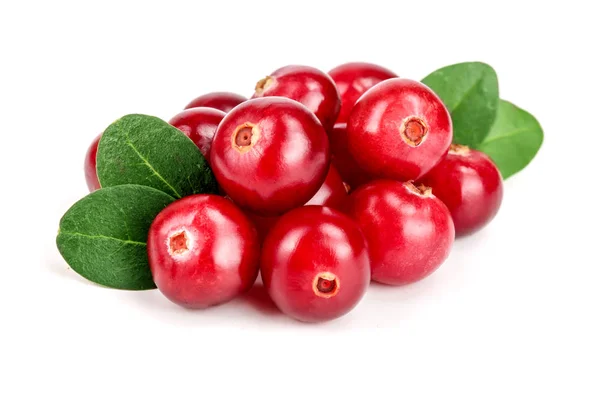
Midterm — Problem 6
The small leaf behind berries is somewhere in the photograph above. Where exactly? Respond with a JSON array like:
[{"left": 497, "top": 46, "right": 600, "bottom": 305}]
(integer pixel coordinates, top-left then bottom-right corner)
[
  {"left": 422, "top": 62, "right": 499, "bottom": 147},
  {"left": 97, "top": 114, "right": 217, "bottom": 198},
  {"left": 477, "top": 100, "right": 543, "bottom": 179},
  {"left": 56, "top": 185, "right": 175, "bottom": 290}
]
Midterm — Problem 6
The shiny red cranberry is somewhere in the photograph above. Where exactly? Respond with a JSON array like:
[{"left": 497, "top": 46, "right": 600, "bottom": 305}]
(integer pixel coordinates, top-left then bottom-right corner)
[
  {"left": 148, "top": 194, "right": 260, "bottom": 308},
  {"left": 210, "top": 97, "right": 330, "bottom": 216},
  {"left": 419, "top": 144, "right": 503, "bottom": 237},
  {"left": 245, "top": 164, "right": 348, "bottom": 242},
  {"left": 328, "top": 123, "right": 373, "bottom": 190},
  {"left": 245, "top": 212, "right": 279, "bottom": 244},
  {"left": 347, "top": 78, "right": 452, "bottom": 181},
  {"left": 305, "top": 164, "right": 348, "bottom": 209},
  {"left": 84, "top": 134, "right": 102, "bottom": 192},
  {"left": 261, "top": 206, "right": 370, "bottom": 322},
  {"left": 345, "top": 180, "right": 454, "bottom": 285},
  {"left": 184, "top": 91, "right": 247, "bottom": 113},
  {"left": 252, "top": 65, "right": 341, "bottom": 131},
  {"left": 168, "top": 107, "right": 225, "bottom": 160},
  {"left": 328, "top": 62, "right": 397, "bottom": 124}
]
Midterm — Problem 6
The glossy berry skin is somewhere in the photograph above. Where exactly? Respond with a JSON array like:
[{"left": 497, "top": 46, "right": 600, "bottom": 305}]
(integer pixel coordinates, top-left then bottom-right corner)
[
  {"left": 210, "top": 97, "right": 330, "bottom": 216},
  {"left": 345, "top": 180, "right": 455, "bottom": 285},
  {"left": 419, "top": 144, "right": 503, "bottom": 237},
  {"left": 305, "top": 164, "right": 348, "bottom": 209},
  {"left": 84, "top": 134, "right": 102, "bottom": 192},
  {"left": 247, "top": 164, "right": 349, "bottom": 242},
  {"left": 245, "top": 212, "right": 279, "bottom": 244},
  {"left": 252, "top": 65, "right": 341, "bottom": 131},
  {"left": 147, "top": 194, "right": 260, "bottom": 309},
  {"left": 261, "top": 206, "right": 370, "bottom": 322},
  {"left": 328, "top": 123, "right": 373, "bottom": 190},
  {"left": 347, "top": 78, "right": 452, "bottom": 181},
  {"left": 184, "top": 91, "right": 247, "bottom": 113},
  {"left": 244, "top": 165, "right": 348, "bottom": 243},
  {"left": 169, "top": 107, "right": 226, "bottom": 160},
  {"left": 328, "top": 62, "right": 397, "bottom": 124}
]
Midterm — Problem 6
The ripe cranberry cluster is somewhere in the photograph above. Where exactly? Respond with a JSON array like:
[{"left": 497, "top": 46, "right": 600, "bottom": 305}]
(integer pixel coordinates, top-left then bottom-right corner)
[{"left": 85, "top": 63, "right": 504, "bottom": 322}]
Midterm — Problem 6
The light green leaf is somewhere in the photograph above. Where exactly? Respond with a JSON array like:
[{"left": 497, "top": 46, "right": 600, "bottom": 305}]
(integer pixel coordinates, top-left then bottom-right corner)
[
  {"left": 477, "top": 100, "right": 543, "bottom": 179},
  {"left": 422, "top": 62, "right": 499, "bottom": 147}
]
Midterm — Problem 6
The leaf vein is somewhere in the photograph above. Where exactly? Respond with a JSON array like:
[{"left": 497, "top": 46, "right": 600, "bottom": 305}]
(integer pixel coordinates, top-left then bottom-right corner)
[
  {"left": 480, "top": 127, "right": 536, "bottom": 146},
  {"left": 59, "top": 231, "right": 146, "bottom": 246},
  {"left": 124, "top": 138, "right": 182, "bottom": 198},
  {"left": 448, "top": 72, "right": 485, "bottom": 113}
]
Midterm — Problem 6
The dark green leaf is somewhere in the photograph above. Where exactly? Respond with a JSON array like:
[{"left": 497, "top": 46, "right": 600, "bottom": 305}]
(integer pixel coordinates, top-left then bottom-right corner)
[
  {"left": 422, "top": 62, "right": 499, "bottom": 147},
  {"left": 477, "top": 100, "right": 543, "bottom": 179},
  {"left": 56, "top": 185, "right": 175, "bottom": 290},
  {"left": 97, "top": 114, "right": 217, "bottom": 198}
]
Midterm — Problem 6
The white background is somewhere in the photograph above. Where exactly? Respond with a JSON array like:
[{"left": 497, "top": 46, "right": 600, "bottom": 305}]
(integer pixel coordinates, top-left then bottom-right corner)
[{"left": 1, "top": 1, "right": 599, "bottom": 398}]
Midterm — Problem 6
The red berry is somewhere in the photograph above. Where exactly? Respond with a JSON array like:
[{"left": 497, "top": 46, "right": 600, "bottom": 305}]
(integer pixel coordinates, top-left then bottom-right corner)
[
  {"left": 252, "top": 65, "right": 341, "bottom": 131},
  {"left": 345, "top": 180, "right": 454, "bottom": 285},
  {"left": 328, "top": 62, "right": 397, "bottom": 124},
  {"left": 245, "top": 164, "right": 348, "bottom": 242},
  {"left": 184, "top": 91, "right": 247, "bottom": 113},
  {"left": 328, "top": 123, "right": 373, "bottom": 190},
  {"left": 261, "top": 206, "right": 370, "bottom": 322},
  {"left": 305, "top": 164, "right": 348, "bottom": 209},
  {"left": 347, "top": 78, "right": 452, "bottom": 181},
  {"left": 419, "top": 144, "right": 503, "bottom": 237},
  {"left": 210, "top": 97, "right": 330, "bottom": 216},
  {"left": 84, "top": 134, "right": 102, "bottom": 192},
  {"left": 147, "top": 194, "right": 260, "bottom": 308},
  {"left": 245, "top": 212, "right": 280, "bottom": 244},
  {"left": 168, "top": 107, "right": 226, "bottom": 160}
]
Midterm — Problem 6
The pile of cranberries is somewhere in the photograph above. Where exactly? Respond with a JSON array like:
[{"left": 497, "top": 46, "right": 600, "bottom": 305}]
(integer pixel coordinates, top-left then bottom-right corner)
[{"left": 85, "top": 63, "right": 504, "bottom": 323}]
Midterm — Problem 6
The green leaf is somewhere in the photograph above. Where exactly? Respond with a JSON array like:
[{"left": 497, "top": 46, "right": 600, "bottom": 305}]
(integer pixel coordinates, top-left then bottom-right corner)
[
  {"left": 477, "top": 100, "right": 543, "bottom": 179},
  {"left": 97, "top": 114, "right": 217, "bottom": 199},
  {"left": 56, "top": 185, "right": 175, "bottom": 290},
  {"left": 422, "top": 62, "right": 499, "bottom": 147}
]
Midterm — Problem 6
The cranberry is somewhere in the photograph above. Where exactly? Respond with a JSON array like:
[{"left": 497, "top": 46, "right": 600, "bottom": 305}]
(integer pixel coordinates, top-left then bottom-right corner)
[
  {"left": 328, "top": 123, "right": 373, "bottom": 190},
  {"left": 168, "top": 107, "right": 225, "bottom": 160},
  {"left": 419, "top": 144, "right": 503, "bottom": 237},
  {"left": 246, "top": 164, "right": 349, "bottom": 242},
  {"left": 261, "top": 206, "right": 370, "bottom": 322},
  {"left": 252, "top": 65, "right": 341, "bottom": 131},
  {"left": 245, "top": 212, "right": 280, "bottom": 244},
  {"left": 84, "top": 133, "right": 102, "bottom": 192},
  {"left": 347, "top": 78, "right": 452, "bottom": 181},
  {"left": 344, "top": 180, "right": 454, "bottom": 285},
  {"left": 210, "top": 97, "right": 330, "bottom": 216},
  {"left": 328, "top": 62, "right": 397, "bottom": 124},
  {"left": 147, "top": 194, "right": 260, "bottom": 308},
  {"left": 305, "top": 164, "right": 348, "bottom": 209},
  {"left": 184, "top": 91, "right": 247, "bottom": 113}
]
